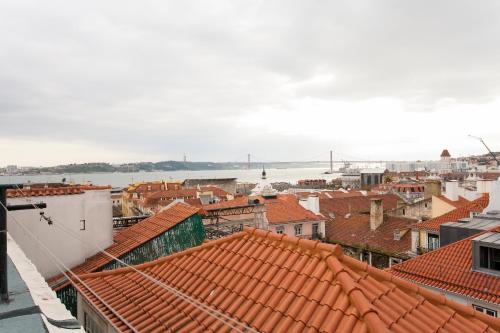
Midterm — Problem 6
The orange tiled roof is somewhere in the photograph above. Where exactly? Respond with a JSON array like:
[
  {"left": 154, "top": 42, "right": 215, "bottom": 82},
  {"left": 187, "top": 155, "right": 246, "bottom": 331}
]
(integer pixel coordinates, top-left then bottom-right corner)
[
  {"left": 74, "top": 228, "right": 500, "bottom": 333},
  {"left": 320, "top": 194, "right": 401, "bottom": 217},
  {"left": 327, "top": 215, "right": 417, "bottom": 257},
  {"left": 203, "top": 196, "right": 253, "bottom": 210},
  {"left": 203, "top": 195, "right": 321, "bottom": 224},
  {"left": 416, "top": 194, "right": 489, "bottom": 232},
  {"left": 264, "top": 194, "right": 321, "bottom": 224},
  {"left": 390, "top": 229, "right": 500, "bottom": 304},
  {"left": 6, "top": 185, "right": 112, "bottom": 198},
  {"left": 479, "top": 173, "right": 500, "bottom": 181},
  {"left": 294, "top": 190, "right": 376, "bottom": 200},
  {"left": 47, "top": 203, "right": 200, "bottom": 291},
  {"left": 126, "top": 181, "right": 166, "bottom": 194},
  {"left": 435, "top": 195, "right": 470, "bottom": 208}
]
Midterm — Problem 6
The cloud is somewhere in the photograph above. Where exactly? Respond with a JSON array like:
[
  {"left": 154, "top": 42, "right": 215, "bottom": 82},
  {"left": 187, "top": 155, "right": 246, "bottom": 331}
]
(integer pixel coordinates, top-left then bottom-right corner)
[{"left": 1, "top": 0, "right": 500, "bottom": 165}]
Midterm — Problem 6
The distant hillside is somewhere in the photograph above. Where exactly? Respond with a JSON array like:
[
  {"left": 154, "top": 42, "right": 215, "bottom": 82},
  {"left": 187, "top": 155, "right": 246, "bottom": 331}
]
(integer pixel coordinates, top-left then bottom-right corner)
[{"left": 14, "top": 160, "right": 331, "bottom": 174}]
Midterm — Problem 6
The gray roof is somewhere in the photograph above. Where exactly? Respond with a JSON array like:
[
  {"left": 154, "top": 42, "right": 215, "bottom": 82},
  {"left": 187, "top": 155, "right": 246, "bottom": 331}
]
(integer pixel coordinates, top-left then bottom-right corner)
[
  {"left": 0, "top": 256, "right": 47, "bottom": 333},
  {"left": 473, "top": 231, "right": 500, "bottom": 245}
]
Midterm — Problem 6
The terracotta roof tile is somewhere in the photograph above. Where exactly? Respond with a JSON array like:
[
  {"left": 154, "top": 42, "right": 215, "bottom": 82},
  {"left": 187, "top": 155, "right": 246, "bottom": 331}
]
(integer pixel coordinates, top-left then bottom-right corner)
[
  {"left": 320, "top": 194, "right": 401, "bottom": 216},
  {"left": 390, "top": 228, "right": 500, "bottom": 304},
  {"left": 295, "top": 191, "right": 376, "bottom": 200},
  {"left": 435, "top": 195, "right": 471, "bottom": 208},
  {"left": 327, "top": 215, "right": 417, "bottom": 256},
  {"left": 203, "top": 195, "right": 320, "bottom": 224},
  {"left": 6, "top": 184, "right": 112, "bottom": 198},
  {"left": 73, "top": 228, "right": 500, "bottom": 333},
  {"left": 416, "top": 194, "right": 489, "bottom": 232},
  {"left": 47, "top": 203, "right": 200, "bottom": 291}
]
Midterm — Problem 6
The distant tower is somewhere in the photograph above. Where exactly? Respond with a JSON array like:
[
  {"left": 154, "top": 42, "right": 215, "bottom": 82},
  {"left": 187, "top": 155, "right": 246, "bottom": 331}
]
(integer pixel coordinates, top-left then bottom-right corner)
[
  {"left": 183, "top": 153, "right": 187, "bottom": 163},
  {"left": 261, "top": 165, "right": 267, "bottom": 179},
  {"left": 248, "top": 154, "right": 251, "bottom": 170},
  {"left": 440, "top": 149, "right": 452, "bottom": 174},
  {"left": 440, "top": 149, "right": 451, "bottom": 162}
]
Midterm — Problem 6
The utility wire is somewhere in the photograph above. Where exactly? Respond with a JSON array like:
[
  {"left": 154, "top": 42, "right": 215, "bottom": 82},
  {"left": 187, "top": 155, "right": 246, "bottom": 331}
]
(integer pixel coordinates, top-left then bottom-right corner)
[
  {"left": 0, "top": 200, "right": 141, "bottom": 333},
  {"left": 12, "top": 185, "right": 256, "bottom": 333}
]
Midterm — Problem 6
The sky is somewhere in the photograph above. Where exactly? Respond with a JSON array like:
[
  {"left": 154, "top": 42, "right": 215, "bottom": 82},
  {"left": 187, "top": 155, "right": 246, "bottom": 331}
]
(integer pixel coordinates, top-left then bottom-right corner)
[{"left": 2, "top": 0, "right": 500, "bottom": 166}]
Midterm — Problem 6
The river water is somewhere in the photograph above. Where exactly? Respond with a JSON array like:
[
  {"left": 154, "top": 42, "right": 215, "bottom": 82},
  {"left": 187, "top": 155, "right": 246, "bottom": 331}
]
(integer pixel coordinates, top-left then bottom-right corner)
[{"left": 0, "top": 162, "right": 384, "bottom": 188}]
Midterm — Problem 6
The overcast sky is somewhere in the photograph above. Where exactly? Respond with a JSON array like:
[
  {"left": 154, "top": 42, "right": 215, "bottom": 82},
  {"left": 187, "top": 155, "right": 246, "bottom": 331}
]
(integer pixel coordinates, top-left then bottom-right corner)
[{"left": 2, "top": 1, "right": 500, "bottom": 166}]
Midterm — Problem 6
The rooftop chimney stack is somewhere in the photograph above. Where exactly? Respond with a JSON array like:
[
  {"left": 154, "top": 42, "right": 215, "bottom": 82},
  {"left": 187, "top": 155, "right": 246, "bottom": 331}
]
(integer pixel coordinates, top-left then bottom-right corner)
[
  {"left": 370, "top": 198, "right": 383, "bottom": 231},
  {"left": 445, "top": 181, "right": 459, "bottom": 201},
  {"left": 424, "top": 179, "right": 441, "bottom": 199}
]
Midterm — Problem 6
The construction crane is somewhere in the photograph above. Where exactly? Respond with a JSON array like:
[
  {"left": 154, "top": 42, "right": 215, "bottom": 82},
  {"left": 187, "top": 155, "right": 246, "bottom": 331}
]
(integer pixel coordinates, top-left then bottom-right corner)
[{"left": 468, "top": 135, "right": 500, "bottom": 165}]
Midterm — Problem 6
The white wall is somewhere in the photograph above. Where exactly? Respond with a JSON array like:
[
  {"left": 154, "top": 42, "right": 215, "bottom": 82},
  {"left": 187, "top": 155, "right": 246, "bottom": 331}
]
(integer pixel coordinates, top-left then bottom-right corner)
[
  {"left": 7, "top": 190, "right": 113, "bottom": 278},
  {"left": 445, "top": 181, "right": 459, "bottom": 201},
  {"left": 486, "top": 180, "right": 500, "bottom": 212}
]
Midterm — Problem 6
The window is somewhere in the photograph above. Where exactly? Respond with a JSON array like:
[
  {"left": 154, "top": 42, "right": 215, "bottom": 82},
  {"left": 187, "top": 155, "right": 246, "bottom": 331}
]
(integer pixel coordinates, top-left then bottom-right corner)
[
  {"left": 479, "top": 246, "right": 500, "bottom": 271},
  {"left": 312, "top": 223, "right": 319, "bottom": 239},
  {"left": 294, "top": 224, "right": 303, "bottom": 236},
  {"left": 360, "top": 250, "right": 371, "bottom": 265},
  {"left": 402, "top": 209, "right": 406, "bottom": 216},
  {"left": 427, "top": 234, "right": 440, "bottom": 251},
  {"left": 389, "top": 257, "right": 403, "bottom": 267},
  {"left": 393, "top": 230, "right": 401, "bottom": 241},
  {"left": 473, "top": 305, "right": 497, "bottom": 317},
  {"left": 276, "top": 226, "right": 284, "bottom": 234}
]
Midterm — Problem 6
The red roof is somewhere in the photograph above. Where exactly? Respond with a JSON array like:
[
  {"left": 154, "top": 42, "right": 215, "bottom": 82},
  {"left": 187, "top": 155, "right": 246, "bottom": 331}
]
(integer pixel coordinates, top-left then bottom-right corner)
[
  {"left": 294, "top": 190, "right": 376, "bottom": 200},
  {"left": 417, "top": 194, "right": 489, "bottom": 232},
  {"left": 147, "top": 186, "right": 230, "bottom": 200},
  {"left": 6, "top": 185, "right": 111, "bottom": 198},
  {"left": 204, "top": 195, "right": 321, "bottom": 224},
  {"left": 435, "top": 195, "right": 470, "bottom": 208},
  {"left": 320, "top": 194, "right": 401, "bottom": 217},
  {"left": 74, "top": 228, "right": 500, "bottom": 333},
  {"left": 264, "top": 194, "right": 321, "bottom": 224},
  {"left": 479, "top": 173, "right": 500, "bottom": 181},
  {"left": 441, "top": 149, "right": 451, "bottom": 157},
  {"left": 203, "top": 196, "right": 251, "bottom": 210},
  {"left": 47, "top": 203, "right": 200, "bottom": 291},
  {"left": 390, "top": 229, "right": 500, "bottom": 304},
  {"left": 327, "top": 215, "right": 417, "bottom": 257}
]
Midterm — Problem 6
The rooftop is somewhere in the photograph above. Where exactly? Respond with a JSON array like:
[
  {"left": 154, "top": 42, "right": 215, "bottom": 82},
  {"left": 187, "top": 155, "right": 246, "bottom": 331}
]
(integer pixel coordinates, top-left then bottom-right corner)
[
  {"left": 435, "top": 195, "right": 471, "bottom": 208},
  {"left": 390, "top": 228, "right": 500, "bottom": 305},
  {"left": 47, "top": 202, "right": 201, "bottom": 291},
  {"left": 441, "top": 149, "right": 451, "bottom": 157},
  {"left": 416, "top": 194, "right": 490, "bottom": 232},
  {"left": 6, "top": 184, "right": 111, "bottom": 198},
  {"left": 327, "top": 214, "right": 417, "bottom": 257},
  {"left": 293, "top": 190, "right": 375, "bottom": 200},
  {"left": 443, "top": 211, "right": 500, "bottom": 231},
  {"left": 74, "top": 228, "right": 500, "bottom": 332},
  {"left": 1, "top": 234, "right": 84, "bottom": 332},
  {"left": 204, "top": 194, "right": 321, "bottom": 224},
  {"left": 320, "top": 194, "right": 401, "bottom": 217},
  {"left": 146, "top": 186, "right": 230, "bottom": 200}
]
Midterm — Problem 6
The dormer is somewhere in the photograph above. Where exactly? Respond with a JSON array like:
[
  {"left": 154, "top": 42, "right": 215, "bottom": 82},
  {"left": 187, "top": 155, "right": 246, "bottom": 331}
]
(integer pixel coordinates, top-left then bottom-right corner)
[{"left": 472, "top": 231, "right": 500, "bottom": 276}]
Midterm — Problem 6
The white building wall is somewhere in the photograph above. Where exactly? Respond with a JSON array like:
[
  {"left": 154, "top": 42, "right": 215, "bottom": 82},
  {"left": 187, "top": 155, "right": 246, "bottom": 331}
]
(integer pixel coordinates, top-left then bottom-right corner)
[{"left": 7, "top": 190, "right": 113, "bottom": 278}]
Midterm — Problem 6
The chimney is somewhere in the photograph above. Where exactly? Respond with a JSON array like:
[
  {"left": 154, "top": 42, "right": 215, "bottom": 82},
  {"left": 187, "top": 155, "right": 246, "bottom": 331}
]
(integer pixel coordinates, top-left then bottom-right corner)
[
  {"left": 445, "top": 181, "right": 459, "bottom": 201},
  {"left": 370, "top": 198, "right": 383, "bottom": 231},
  {"left": 477, "top": 179, "right": 493, "bottom": 194},
  {"left": 424, "top": 179, "right": 441, "bottom": 199},
  {"left": 307, "top": 195, "right": 320, "bottom": 215}
]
